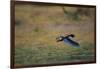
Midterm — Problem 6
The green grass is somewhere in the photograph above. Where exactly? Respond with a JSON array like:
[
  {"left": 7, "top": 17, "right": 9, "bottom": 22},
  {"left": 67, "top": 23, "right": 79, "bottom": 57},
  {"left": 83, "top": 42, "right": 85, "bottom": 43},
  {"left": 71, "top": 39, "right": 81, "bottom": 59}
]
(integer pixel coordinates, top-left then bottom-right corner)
[{"left": 15, "top": 42, "right": 95, "bottom": 66}]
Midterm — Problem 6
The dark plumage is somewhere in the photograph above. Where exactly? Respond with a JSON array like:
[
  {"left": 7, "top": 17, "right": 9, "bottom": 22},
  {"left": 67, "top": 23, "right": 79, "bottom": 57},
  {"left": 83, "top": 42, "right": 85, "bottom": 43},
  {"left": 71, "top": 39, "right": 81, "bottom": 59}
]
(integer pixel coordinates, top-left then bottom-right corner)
[{"left": 56, "top": 34, "right": 80, "bottom": 47}]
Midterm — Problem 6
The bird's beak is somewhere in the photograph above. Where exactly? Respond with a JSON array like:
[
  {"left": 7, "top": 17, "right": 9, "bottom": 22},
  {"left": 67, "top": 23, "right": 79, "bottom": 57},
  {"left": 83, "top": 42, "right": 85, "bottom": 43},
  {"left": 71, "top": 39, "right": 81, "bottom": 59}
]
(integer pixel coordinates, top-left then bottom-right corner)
[
  {"left": 56, "top": 37, "right": 62, "bottom": 42},
  {"left": 56, "top": 40, "right": 61, "bottom": 42},
  {"left": 56, "top": 40, "right": 59, "bottom": 42}
]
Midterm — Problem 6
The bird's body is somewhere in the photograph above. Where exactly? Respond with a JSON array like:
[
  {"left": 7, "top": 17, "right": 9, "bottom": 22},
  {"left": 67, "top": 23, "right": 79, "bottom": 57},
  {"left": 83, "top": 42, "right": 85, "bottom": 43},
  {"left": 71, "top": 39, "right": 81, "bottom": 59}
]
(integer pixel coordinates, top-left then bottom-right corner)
[{"left": 56, "top": 34, "right": 80, "bottom": 47}]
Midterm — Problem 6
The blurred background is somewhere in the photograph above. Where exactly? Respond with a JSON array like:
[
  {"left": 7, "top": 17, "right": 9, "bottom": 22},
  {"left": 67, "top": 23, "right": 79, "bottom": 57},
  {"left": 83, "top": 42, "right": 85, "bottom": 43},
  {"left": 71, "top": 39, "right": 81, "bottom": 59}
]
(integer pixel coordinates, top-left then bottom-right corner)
[{"left": 15, "top": 3, "right": 95, "bottom": 66}]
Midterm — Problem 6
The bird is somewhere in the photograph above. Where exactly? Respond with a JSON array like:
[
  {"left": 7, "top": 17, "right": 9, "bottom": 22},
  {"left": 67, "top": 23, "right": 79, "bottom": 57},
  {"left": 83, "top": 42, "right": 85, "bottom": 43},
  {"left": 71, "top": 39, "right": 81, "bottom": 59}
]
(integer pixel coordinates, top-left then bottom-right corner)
[{"left": 56, "top": 34, "right": 80, "bottom": 48}]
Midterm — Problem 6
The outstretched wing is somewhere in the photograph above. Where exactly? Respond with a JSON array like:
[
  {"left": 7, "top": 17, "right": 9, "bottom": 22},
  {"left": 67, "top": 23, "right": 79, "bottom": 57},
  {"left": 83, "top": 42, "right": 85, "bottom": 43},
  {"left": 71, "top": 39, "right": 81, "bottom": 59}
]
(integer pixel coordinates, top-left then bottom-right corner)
[{"left": 63, "top": 38, "right": 80, "bottom": 48}]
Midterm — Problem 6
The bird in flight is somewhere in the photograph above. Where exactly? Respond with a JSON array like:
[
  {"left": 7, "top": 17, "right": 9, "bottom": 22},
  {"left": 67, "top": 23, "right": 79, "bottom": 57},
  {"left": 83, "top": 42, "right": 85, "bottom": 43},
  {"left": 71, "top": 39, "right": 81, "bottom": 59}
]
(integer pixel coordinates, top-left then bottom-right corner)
[{"left": 56, "top": 34, "right": 80, "bottom": 48}]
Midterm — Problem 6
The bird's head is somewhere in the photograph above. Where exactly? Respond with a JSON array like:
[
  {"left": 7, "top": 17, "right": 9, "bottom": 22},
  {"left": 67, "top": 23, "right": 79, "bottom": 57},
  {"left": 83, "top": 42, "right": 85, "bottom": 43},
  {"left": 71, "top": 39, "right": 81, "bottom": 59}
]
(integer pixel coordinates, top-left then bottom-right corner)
[{"left": 56, "top": 36, "right": 64, "bottom": 42}]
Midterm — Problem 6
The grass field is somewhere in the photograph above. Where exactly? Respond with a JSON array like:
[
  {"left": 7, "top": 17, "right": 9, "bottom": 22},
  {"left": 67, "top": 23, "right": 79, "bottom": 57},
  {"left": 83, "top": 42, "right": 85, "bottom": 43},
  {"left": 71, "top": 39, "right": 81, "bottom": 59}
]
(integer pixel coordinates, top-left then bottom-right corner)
[{"left": 15, "top": 4, "right": 95, "bottom": 66}]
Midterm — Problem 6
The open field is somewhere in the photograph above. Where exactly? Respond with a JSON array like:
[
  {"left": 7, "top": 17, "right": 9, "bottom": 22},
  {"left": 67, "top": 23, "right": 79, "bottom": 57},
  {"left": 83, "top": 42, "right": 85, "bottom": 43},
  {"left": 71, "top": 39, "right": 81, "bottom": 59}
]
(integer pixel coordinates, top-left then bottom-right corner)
[{"left": 15, "top": 4, "right": 95, "bottom": 66}]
